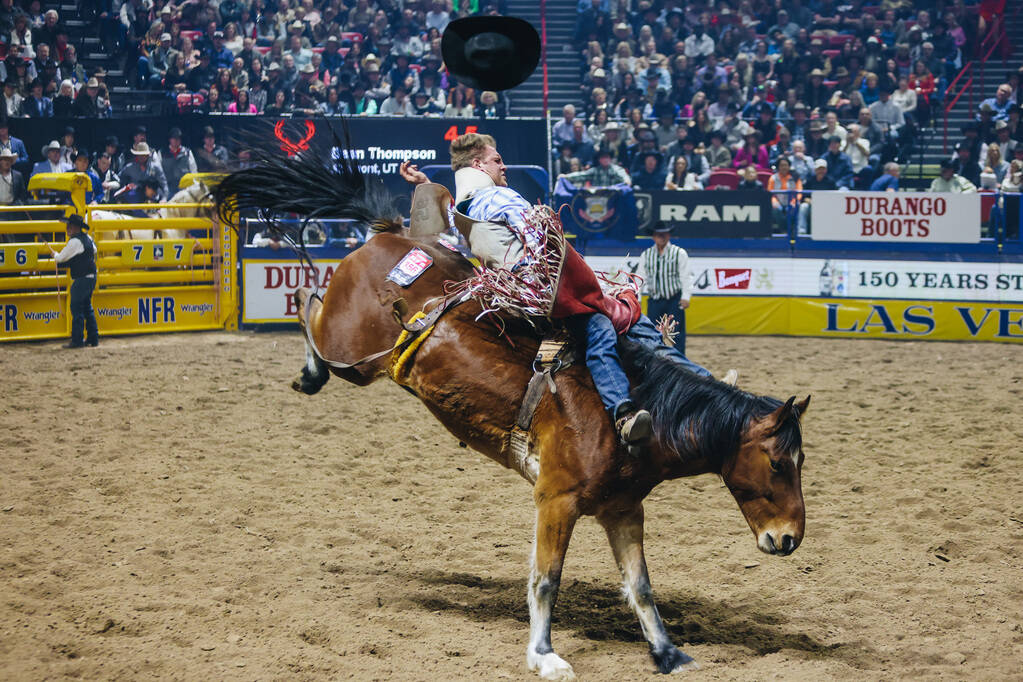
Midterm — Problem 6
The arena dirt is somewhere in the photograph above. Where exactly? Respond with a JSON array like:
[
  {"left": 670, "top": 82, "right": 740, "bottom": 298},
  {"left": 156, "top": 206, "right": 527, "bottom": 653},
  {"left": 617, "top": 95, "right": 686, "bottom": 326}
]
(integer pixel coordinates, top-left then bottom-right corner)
[{"left": 2, "top": 331, "right": 1022, "bottom": 681}]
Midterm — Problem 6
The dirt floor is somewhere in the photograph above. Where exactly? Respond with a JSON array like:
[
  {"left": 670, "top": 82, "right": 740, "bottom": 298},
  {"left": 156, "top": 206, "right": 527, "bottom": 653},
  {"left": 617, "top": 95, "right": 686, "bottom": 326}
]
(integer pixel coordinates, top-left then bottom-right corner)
[{"left": 2, "top": 330, "right": 1022, "bottom": 681}]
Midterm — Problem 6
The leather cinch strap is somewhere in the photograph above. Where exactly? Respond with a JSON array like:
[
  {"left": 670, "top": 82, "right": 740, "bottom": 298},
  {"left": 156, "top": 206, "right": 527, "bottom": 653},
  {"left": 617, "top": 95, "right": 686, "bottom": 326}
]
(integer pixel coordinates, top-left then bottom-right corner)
[{"left": 515, "top": 339, "right": 573, "bottom": 431}]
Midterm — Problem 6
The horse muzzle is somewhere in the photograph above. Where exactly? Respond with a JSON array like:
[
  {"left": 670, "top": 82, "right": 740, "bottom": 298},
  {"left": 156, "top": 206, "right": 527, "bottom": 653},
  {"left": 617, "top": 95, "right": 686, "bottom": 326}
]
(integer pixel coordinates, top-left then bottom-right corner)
[{"left": 757, "top": 529, "right": 801, "bottom": 556}]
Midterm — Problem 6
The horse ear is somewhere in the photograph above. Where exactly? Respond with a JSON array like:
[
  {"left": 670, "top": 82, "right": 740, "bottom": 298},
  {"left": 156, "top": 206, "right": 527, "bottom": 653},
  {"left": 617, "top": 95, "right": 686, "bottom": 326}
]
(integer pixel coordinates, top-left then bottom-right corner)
[
  {"left": 796, "top": 395, "right": 811, "bottom": 417},
  {"left": 770, "top": 396, "right": 797, "bottom": 425}
]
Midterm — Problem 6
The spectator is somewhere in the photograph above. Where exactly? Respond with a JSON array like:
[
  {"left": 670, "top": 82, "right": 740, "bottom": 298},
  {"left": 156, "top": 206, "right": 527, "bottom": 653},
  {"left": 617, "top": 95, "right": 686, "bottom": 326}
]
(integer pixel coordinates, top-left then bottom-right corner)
[
  {"left": 695, "top": 53, "right": 726, "bottom": 90},
  {"left": 979, "top": 83, "right": 1014, "bottom": 121},
  {"left": 638, "top": 55, "right": 670, "bottom": 92},
  {"left": 264, "top": 88, "right": 291, "bottom": 116},
  {"left": 52, "top": 79, "right": 75, "bottom": 116},
  {"left": 789, "top": 139, "right": 814, "bottom": 182},
  {"left": 736, "top": 165, "right": 764, "bottom": 191},
  {"left": 822, "top": 135, "right": 855, "bottom": 190},
  {"left": 822, "top": 111, "right": 847, "bottom": 144},
  {"left": 476, "top": 91, "right": 504, "bottom": 119},
  {"left": 786, "top": 102, "right": 811, "bottom": 142},
  {"left": 411, "top": 89, "right": 443, "bottom": 116},
  {"left": 664, "top": 155, "right": 701, "bottom": 190},
  {"left": 72, "top": 77, "right": 101, "bottom": 117},
  {"left": 350, "top": 81, "right": 378, "bottom": 115},
  {"left": 552, "top": 104, "right": 578, "bottom": 146},
  {"left": 320, "top": 87, "right": 348, "bottom": 116},
  {"left": 58, "top": 126, "right": 76, "bottom": 167},
  {"left": 768, "top": 156, "right": 801, "bottom": 231},
  {"left": 719, "top": 105, "right": 752, "bottom": 149},
  {"left": 425, "top": 1, "right": 450, "bottom": 32},
  {"left": 32, "top": 140, "right": 70, "bottom": 176},
  {"left": 979, "top": 143, "right": 1010, "bottom": 189},
  {"left": 929, "top": 158, "right": 977, "bottom": 193},
  {"left": 92, "top": 153, "right": 120, "bottom": 203},
  {"left": 951, "top": 142, "right": 982, "bottom": 187},
  {"left": 58, "top": 44, "right": 85, "bottom": 84},
  {"left": 633, "top": 151, "right": 666, "bottom": 191},
  {"left": 733, "top": 131, "right": 770, "bottom": 171},
  {"left": 575, "top": 0, "right": 611, "bottom": 46},
  {"left": 561, "top": 148, "right": 631, "bottom": 186},
  {"left": 706, "top": 84, "right": 732, "bottom": 125},
  {"left": 670, "top": 137, "right": 711, "bottom": 187},
  {"left": 187, "top": 51, "right": 217, "bottom": 92},
  {"left": 195, "top": 126, "right": 229, "bottom": 173},
  {"left": 72, "top": 151, "right": 102, "bottom": 203},
  {"left": 869, "top": 162, "right": 902, "bottom": 191},
  {"left": 799, "top": 159, "right": 838, "bottom": 234},
  {"left": 0, "top": 148, "right": 27, "bottom": 205},
  {"left": 892, "top": 75, "right": 917, "bottom": 121},
  {"left": 444, "top": 86, "right": 474, "bottom": 117},
  {"left": 596, "top": 121, "right": 628, "bottom": 165},
  {"left": 870, "top": 83, "right": 909, "bottom": 155},
  {"left": 842, "top": 123, "right": 871, "bottom": 182},
  {"left": 552, "top": 141, "right": 576, "bottom": 178},
  {"left": 118, "top": 142, "right": 168, "bottom": 200},
  {"left": 0, "top": 122, "right": 27, "bottom": 162},
  {"left": 804, "top": 69, "right": 830, "bottom": 110},
  {"left": 994, "top": 121, "right": 1014, "bottom": 161},
  {"left": 22, "top": 78, "right": 52, "bottom": 117},
  {"left": 160, "top": 128, "right": 197, "bottom": 193},
  {"left": 380, "top": 83, "right": 413, "bottom": 116},
  {"left": 684, "top": 23, "right": 714, "bottom": 61},
  {"left": 164, "top": 53, "right": 190, "bottom": 91},
  {"left": 704, "top": 129, "right": 731, "bottom": 168}
]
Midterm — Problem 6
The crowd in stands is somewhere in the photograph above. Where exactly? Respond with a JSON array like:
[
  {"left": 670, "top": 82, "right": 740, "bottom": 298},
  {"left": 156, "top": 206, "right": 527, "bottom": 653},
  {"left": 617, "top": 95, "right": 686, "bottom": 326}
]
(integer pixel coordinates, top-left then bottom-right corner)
[
  {"left": 0, "top": 0, "right": 517, "bottom": 120},
  {"left": 558, "top": 0, "right": 1021, "bottom": 213}
]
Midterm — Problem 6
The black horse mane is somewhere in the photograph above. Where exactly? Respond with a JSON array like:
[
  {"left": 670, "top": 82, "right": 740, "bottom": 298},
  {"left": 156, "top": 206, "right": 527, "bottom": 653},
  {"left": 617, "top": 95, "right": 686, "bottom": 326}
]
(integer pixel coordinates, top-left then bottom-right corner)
[
  {"left": 212, "top": 121, "right": 404, "bottom": 240},
  {"left": 618, "top": 340, "right": 802, "bottom": 463}
]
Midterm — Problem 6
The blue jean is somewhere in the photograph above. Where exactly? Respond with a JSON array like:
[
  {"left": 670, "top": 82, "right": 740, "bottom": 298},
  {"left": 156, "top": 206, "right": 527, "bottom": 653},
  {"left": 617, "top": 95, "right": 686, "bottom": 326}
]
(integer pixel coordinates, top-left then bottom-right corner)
[
  {"left": 566, "top": 313, "right": 711, "bottom": 413},
  {"left": 69, "top": 277, "right": 98, "bottom": 344}
]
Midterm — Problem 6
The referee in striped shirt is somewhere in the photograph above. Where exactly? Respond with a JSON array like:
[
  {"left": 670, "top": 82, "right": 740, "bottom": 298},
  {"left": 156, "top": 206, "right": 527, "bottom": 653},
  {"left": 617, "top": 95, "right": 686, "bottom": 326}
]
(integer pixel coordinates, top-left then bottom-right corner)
[{"left": 640, "top": 221, "right": 692, "bottom": 354}]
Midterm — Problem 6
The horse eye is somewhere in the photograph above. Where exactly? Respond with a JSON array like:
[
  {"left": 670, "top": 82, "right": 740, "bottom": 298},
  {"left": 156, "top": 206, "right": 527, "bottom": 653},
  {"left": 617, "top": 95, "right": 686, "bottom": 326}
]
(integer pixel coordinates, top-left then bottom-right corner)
[{"left": 770, "top": 459, "right": 783, "bottom": 473}]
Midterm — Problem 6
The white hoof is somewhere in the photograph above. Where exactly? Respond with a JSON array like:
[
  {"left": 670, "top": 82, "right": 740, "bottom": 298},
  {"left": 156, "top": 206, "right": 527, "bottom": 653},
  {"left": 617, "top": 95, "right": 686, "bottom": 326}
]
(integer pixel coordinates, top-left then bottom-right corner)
[
  {"left": 669, "top": 660, "right": 701, "bottom": 674},
  {"left": 527, "top": 651, "right": 576, "bottom": 681}
]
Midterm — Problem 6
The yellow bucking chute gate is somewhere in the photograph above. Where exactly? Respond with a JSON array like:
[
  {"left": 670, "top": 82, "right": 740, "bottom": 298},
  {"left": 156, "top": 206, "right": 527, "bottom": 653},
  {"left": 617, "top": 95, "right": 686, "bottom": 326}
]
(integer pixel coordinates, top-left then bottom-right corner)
[{"left": 0, "top": 172, "right": 237, "bottom": 342}]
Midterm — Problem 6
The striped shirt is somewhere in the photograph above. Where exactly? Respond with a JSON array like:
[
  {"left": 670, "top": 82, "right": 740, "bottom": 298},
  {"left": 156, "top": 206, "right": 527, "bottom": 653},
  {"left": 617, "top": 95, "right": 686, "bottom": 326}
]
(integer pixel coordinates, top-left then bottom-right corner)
[
  {"left": 640, "top": 242, "right": 692, "bottom": 301},
  {"left": 465, "top": 185, "right": 541, "bottom": 249}
]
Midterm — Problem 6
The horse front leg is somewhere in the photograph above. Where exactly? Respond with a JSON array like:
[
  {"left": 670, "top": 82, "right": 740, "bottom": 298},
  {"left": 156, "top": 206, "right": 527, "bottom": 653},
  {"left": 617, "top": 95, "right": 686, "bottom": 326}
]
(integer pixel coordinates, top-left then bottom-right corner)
[
  {"left": 526, "top": 494, "right": 579, "bottom": 681},
  {"left": 598, "top": 504, "right": 699, "bottom": 674},
  {"left": 291, "top": 288, "right": 329, "bottom": 394}
]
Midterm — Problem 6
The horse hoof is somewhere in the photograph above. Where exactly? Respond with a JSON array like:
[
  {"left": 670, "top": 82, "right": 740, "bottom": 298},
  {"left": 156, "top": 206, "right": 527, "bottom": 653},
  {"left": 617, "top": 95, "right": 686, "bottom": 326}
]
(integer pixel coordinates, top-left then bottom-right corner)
[
  {"left": 654, "top": 646, "right": 700, "bottom": 674},
  {"left": 527, "top": 652, "right": 576, "bottom": 681},
  {"left": 292, "top": 369, "right": 325, "bottom": 395}
]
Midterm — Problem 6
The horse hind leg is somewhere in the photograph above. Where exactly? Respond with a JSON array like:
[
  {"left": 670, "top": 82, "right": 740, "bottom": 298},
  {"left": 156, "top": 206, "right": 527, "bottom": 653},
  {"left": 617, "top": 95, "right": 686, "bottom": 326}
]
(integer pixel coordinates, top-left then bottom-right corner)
[
  {"left": 597, "top": 505, "right": 699, "bottom": 674},
  {"left": 291, "top": 288, "right": 330, "bottom": 395},
  {"left": 526, "top": 494, "right": 579, "bottom": 681}
]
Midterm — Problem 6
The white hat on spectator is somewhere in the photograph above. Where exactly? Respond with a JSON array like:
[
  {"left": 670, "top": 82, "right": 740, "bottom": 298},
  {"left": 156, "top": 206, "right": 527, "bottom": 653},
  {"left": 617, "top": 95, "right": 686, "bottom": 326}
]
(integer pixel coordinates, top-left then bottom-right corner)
[
  {"left": 267, "top": 62, "right": 282, "bottom": 71},
  {"left": 813, "top": 158, "right": 828, "bottom": 169},
  {"left": 131, "top": 142, "right": 152, "bottom": 156},
  {"left": 160, "top": 33, "right": 171, "bottom": 42},
  {"left": 300, "top": 63, "right": 316, "bottom": 74},
  {"left": 42, "top": 140, "right": 61, "bottom": 153},
  {"left": 0, "top": 149, "right": 18, "bottom": 159},
  {"left": 86, "top": 77, "right": 99, "bottom": 88},
  {"left": 593, "top": 68, "right": 606, "bottom": 79}
]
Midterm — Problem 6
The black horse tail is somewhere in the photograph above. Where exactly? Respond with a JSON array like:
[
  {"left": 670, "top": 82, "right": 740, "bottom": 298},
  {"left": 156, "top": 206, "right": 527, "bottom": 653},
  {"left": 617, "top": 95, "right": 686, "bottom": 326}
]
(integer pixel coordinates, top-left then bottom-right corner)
[{"left": 212, "top": 124, "right": 404, "bottom": 237}]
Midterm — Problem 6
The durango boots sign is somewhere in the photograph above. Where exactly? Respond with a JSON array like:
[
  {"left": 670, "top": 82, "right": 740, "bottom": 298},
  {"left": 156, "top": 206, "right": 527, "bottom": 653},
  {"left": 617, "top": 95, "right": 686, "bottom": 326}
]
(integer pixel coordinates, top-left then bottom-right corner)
[{"left": 810, "top": 191, "right": 981, "bottom": 243}]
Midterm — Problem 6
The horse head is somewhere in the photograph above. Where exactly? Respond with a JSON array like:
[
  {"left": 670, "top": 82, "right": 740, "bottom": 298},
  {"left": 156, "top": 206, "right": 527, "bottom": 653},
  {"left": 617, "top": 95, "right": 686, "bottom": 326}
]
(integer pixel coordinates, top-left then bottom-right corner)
[{"left": 721, "top": 395, "right": 810, "bottom": 556}]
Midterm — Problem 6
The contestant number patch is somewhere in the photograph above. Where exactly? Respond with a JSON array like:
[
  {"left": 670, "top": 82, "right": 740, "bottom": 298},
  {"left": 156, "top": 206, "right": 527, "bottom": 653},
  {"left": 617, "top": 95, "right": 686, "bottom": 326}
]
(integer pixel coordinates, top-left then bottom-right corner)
[{"left": 387, "top": 248, "right": 433, "bottom": 287}]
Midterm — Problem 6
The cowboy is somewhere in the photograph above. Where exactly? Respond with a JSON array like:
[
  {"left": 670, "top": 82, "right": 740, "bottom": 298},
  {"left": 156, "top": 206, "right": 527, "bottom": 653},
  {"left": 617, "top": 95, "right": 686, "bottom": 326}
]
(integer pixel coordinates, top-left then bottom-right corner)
[
  {"left": 47, "top": 214, "right": 99, "bottom": 348},
  {"left": 118, "top": 142, "right": 169, "bottom": 200},
  {"left": 400, "top": 19, "right": 724, "bottom": 445},
  {"left": 31, "top": 140, "right": 71, "bottom": 176},
  {"left": 0, "top": 148, "right": 27, "bottom": 205},
  {"left": 0, "top": 120, "right": 28, "bottom": 162}
]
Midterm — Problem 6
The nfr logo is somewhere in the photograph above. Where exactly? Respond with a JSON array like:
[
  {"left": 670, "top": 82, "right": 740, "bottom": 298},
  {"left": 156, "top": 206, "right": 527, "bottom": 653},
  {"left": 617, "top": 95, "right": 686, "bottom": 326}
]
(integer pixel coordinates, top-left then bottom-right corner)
[
  {"left": 138, "top": 296, "right": 176, "bottom": 324},
  {"left": 153, "top": 244, "right": 164, "bottom": 261},
  {"left": 1, "top": 303, "right": 16, "bottom": 332}
]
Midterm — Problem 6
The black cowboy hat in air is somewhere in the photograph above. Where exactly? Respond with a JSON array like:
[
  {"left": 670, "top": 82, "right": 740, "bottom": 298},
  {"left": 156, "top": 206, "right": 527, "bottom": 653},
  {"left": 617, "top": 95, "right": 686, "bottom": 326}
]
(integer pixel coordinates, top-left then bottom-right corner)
[{"left": 441, "top": 15, "right": 540, "bottom": 92}]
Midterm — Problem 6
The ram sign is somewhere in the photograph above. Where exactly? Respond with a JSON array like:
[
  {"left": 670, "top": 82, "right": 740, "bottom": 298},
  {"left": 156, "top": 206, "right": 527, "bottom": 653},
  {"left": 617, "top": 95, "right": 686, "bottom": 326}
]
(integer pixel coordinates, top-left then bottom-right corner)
[{"left": 634, "top": 190, "right": 775, "bottom": 238}]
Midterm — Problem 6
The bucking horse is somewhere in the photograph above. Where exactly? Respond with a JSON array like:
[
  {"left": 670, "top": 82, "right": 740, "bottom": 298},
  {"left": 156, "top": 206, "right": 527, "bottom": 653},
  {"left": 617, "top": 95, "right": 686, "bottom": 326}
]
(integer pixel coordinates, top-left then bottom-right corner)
[{"left": 213, "top": 145, "right": 810, "bottom": 679}]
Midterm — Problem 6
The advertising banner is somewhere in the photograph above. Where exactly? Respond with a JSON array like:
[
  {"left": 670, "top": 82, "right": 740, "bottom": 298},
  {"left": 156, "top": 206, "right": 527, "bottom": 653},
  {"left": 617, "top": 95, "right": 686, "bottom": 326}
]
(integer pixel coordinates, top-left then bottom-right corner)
[
  {"left": 243, "top": 259, "right": 344, "bottom": 323},
  {"left": 586, "top": 255, "right": 1023, "bottom": 303},
  {"left": 688, "top": 296, "right": 1023, "bottom": 343},
  {"left": 7, "top": 117, "right": 548, "bottom": 197},
  {"left": 633, "top": 190, "right": 775, "bottom": 238},
  {"left": 810, "top": 191, "right": 981, "bottom": 243}
]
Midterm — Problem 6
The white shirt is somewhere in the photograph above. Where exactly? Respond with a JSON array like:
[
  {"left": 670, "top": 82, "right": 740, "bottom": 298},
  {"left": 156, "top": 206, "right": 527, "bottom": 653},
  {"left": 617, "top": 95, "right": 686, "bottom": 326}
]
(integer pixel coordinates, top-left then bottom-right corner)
[
  {"left": 0, "top": 171, "right": 14, "bottom": 204},
  {"left": 53, "top": 233, "right": 96, "bottom": 276}
]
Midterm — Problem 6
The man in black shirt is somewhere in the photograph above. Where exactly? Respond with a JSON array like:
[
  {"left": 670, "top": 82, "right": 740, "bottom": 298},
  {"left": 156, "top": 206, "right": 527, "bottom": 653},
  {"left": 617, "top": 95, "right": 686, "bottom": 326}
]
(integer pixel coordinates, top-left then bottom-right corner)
[{"left": 47, "top": 214, "right": 98, "bottom": 348}]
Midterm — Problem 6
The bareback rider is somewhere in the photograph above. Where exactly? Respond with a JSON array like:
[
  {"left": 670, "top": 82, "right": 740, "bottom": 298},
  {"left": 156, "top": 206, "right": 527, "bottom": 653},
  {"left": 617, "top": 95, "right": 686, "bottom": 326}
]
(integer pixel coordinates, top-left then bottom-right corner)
[{"left": 402, "top": 131, "right": 716, "bottom": 445}]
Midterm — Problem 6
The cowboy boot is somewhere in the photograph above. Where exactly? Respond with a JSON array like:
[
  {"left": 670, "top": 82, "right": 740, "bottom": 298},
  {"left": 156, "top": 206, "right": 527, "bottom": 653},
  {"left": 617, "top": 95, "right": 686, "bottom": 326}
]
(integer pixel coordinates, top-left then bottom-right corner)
[{"left": 614, "top": 402, "right": 652, "bottom": 445}]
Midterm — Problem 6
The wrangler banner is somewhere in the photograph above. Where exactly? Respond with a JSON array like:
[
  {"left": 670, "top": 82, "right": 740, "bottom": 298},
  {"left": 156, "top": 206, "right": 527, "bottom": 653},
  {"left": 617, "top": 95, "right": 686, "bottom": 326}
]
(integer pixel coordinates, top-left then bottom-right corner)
[{"left": 687, "top": 296, "right": 1023, "bottom": 343}]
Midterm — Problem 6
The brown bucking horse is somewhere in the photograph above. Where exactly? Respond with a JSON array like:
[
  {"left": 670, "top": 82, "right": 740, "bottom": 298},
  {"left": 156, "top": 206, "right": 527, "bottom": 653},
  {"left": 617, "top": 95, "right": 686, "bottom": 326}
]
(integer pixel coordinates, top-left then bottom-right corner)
[{"left": 215, "top": 147, "right": 810, "bottom": 679}]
